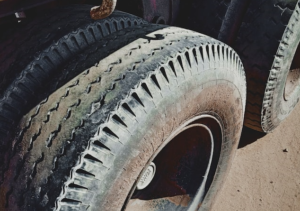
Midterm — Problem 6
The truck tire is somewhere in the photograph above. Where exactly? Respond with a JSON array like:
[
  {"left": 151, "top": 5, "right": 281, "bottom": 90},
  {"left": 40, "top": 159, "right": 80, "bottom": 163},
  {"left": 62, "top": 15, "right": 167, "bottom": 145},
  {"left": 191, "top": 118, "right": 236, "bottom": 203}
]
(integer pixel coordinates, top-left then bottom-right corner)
[
  {"left": 0, "top": 5, "right": 148, "bottom": 177},
  {"left": 0, "top": 25, "right": 246, "bottom": 210},
  {"left": 234, "top": 0, "right": 300, "bottom": 132}
]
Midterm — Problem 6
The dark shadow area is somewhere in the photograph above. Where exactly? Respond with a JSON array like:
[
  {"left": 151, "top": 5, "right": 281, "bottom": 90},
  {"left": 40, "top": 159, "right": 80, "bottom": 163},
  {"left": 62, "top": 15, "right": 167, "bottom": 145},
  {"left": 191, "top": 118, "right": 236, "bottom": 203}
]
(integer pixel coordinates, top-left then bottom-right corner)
[
  {"left": 238, "top": 126, "right": 265, "bottom": 148},
  {"left": 132, "top": 126, "right": 212, "bottom": 200}
]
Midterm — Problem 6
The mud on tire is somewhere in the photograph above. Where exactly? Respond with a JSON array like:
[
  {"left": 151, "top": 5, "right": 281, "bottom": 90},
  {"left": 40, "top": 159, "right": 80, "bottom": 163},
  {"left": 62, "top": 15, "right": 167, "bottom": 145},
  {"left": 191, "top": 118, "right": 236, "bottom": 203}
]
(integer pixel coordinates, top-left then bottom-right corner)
[{"left": 0, "top": 22, "right": 246, "bottom": 211}]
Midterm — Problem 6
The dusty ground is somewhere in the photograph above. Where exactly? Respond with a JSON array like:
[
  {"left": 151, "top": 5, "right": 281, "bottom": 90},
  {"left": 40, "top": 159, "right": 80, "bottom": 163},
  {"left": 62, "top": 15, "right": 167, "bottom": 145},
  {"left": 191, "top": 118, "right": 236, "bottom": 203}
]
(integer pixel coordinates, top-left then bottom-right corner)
[{"left": 213, "top": 103, "right": 300, "bottom": 211}]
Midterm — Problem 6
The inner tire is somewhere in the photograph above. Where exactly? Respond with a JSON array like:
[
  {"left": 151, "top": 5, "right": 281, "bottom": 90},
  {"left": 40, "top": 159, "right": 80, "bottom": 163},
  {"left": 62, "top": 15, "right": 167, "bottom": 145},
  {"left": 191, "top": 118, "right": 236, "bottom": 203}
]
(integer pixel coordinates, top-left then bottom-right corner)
[
  {"left": 0, "top": 5, "right": 148, "bottom": 182},
  {"left": 0, "top": 5, "right": 148, "bottom": 149},
  {"left": 234, "top": 0, "right": 300, "bottom": 132},
  {"left": 0, "top": 26, "right": 246, "bottom": 211}
]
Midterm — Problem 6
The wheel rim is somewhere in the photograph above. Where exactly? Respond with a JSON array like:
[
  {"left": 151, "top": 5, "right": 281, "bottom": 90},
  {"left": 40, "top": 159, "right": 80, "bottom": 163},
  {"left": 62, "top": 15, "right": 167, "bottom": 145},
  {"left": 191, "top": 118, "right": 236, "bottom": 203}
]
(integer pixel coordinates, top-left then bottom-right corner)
[
  {"left": 122, "top": 115, "right": 223, "bottom": 211},
  {"left": 284, "top": 42, "right": 300, "bottom": 101}
]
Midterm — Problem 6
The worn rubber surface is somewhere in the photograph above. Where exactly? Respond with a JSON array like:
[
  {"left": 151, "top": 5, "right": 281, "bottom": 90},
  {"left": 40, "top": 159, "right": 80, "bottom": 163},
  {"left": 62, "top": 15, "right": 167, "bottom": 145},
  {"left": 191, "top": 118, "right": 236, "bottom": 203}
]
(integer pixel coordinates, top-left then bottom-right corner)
[
  {"left": 0, "top": 25, "right": 246, "bottom": 211},
  {"left": 234, "top": 0, "right": 300, "bottom": 131},
  {"left": 0, "top": 5, "right": 148, "bottom": 179}
]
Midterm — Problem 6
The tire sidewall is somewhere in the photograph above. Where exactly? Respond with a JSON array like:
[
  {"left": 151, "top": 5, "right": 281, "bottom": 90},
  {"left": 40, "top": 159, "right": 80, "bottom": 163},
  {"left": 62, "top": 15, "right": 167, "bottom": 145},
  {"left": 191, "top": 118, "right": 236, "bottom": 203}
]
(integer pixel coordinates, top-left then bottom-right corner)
[
  {"left": 95, "top": 68, "right": 245, "bottom": 210},
  {"left": 262, "top": 2, "right": 300, "bottom": 131}
]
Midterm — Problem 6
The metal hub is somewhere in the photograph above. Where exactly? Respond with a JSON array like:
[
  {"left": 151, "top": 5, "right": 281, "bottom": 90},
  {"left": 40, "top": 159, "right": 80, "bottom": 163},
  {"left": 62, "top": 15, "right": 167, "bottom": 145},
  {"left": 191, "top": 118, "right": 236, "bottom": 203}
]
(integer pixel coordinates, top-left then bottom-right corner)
[
  {"left": 123, "top": 115, "right": 223, "bottom": 211},
  {"left": 137, "top": 162, "right": 156, "bottom": 190}
]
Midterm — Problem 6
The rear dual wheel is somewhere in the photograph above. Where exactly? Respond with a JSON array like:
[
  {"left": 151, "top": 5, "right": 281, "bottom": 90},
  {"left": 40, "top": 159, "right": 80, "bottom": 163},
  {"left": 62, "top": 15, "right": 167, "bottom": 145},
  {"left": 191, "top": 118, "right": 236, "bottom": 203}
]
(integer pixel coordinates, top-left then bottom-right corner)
[
  {"left": 234, "top": 0, "right": 300, "bottom": 132},
  {"left": 0, "top": 7, "right": 246, "bottom": 211},
  {"left": 184, "top": 0, "right": 300, "bottom": 132}
]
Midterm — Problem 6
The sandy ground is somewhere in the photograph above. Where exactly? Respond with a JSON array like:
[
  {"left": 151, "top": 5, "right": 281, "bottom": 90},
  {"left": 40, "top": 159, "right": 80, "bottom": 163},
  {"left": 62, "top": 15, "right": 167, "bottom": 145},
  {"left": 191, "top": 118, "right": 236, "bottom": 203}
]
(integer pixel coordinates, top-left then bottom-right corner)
[{"left": 213, "top": 103, "right": 300, "bottom": 211}]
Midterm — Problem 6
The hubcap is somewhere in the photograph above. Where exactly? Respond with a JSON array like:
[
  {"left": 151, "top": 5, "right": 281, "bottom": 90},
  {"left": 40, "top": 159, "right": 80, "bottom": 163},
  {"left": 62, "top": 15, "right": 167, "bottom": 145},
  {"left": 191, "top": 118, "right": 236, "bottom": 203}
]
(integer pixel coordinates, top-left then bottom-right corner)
[{"left": 137, "top": 162, "right": 156, "bottom": 190}]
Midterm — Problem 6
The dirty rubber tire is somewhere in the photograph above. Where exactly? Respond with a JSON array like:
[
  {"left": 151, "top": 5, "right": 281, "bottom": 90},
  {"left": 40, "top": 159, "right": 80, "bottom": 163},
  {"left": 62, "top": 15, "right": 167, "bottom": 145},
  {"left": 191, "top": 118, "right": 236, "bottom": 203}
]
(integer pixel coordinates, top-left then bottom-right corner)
[
  {"left": 0, "top": 26, "right": 246, "bottom": 211},
  {"left": 234, "top": 0, "right": 300, "bottom": 132},
  {"left": 0, "top": 5, "right": 148, "bottom": 178}
]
